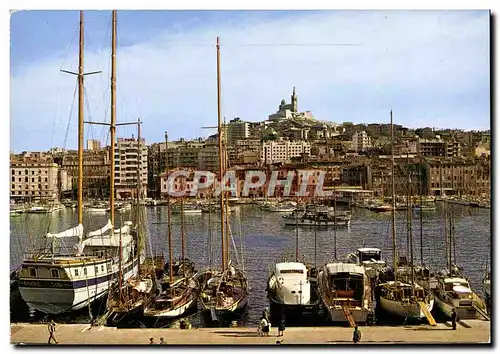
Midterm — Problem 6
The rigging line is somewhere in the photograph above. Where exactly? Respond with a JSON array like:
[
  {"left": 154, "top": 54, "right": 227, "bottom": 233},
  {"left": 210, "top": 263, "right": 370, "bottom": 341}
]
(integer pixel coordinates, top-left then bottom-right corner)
[
  {"left": 122, "top": 45, "right": 142, "bottom": 119},
  {"left": 83, "top": 86, "right": 96, "bottom": 141},
  {"left": 153, "top": 43, "right": 363, "bottom": 47},
  {"left": 62, "top": 81, "right": 79, "bottom": 150},
  {"left": 59, "top": 21, "right": 80, "bottom": 71}
]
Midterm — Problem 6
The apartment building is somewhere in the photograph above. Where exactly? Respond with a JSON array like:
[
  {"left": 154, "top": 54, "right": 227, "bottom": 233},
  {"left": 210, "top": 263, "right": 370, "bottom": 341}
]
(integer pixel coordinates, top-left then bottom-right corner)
[
  {"left": 261, "top": 140, "right": 311, "bottom": 165},
  {"left": 10, "top": 157, "right": 60, "bottom": 202},
  {"left": 352, "top": 131, "right": 372, "bottom": 152},
  {"left": 114, "top": 138, "right": 148, "bottom": 199}
]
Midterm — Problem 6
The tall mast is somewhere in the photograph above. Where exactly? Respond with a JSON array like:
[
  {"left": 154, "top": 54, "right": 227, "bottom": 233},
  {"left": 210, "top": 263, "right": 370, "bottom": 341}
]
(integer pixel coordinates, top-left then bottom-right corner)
[
  {"left": 390, "top": 110, "right": 397, "bottom": 280},
  {"left": 110, "top": 9, "right": 122, "bottom": 300},
  {"left": 223, "top": 119, "right": 230, "bottom": 268},
  {"left": 333, "top": 181, "right": 337, "bottom": 260},
  {"left": 110, "top": 10, "right": 117, "bottom": 230},
  {"left": 216, "top": 37, "right": 226, "bottom": 271},
  {"left": 77, "top": 10, "right": 84, "bottom": 225},
  {"left": 165, "top": 132, "right": 174, "bottom": 285},
  {"left": 407, "top": 148, "right": 415, "bottom": 291},
  {"left": 180, "top": 178, "right": 186, "bottom": 281},
  {"left": 448, "top": 208, "right": 453, "bottom": 272},
  {"left": 136, "top": 117, "right": 142, "bottom": 275},
  {"left": 295, "top": 201, "right": 299, "bottom": 262},
  {"left": 419, "top": 154, "right": 424, "bottom": 266}
]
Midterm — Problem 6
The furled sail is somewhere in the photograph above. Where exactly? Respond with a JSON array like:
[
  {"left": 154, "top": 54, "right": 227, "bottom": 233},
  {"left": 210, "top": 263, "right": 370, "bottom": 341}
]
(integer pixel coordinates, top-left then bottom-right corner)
[
  {"left": 88, "top": 220, "right": 113, "bottom": 238},
  {"left": 46, "top": 224, "right": 84, "bottom": 241}
]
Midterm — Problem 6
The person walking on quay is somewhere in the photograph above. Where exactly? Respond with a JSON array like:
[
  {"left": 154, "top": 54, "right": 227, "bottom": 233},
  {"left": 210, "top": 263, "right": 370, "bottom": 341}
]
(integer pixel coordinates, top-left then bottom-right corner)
[
  {"left": 451, "top": 308, "right": 458, "bottom": 330},
  {"left": 352, "top": 326, "right": 361, "bottom": 344},
  {"left": 277, "top": 314, "right": 286, "bottom": 337},
  {"left": 149, "top": 337, "right": 155, "bottom": 345},
  {"left": 47, "top": 320, "right": 58, "bottom": 345},
  {"left": 260, "top": 316, "right": 270, "bottom": 337},
  {"left": 262, "top": 307, "right": 270, "bottom": 322},
  {"left": 159, "top": 337, "right": 166, "bottom": 345}
]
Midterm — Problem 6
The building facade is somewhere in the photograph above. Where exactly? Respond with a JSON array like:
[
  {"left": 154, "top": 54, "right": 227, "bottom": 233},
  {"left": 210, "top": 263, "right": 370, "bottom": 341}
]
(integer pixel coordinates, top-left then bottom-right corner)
[
  {"left": 352, "top": 131, "right": 372, "bottom": 152},
  {"left": 10, "top": 157, "right": 60, "bottom": 202},
  {"left": 261, "top": 140, "right": 311, "bottom": 165},
  {"left": 114, "top": 138, "right": 148, "bottom": 199}
]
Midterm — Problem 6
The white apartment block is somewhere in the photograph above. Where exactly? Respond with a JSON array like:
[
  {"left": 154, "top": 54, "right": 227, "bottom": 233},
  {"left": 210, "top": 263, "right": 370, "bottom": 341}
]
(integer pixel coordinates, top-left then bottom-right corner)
[
  {"left": 114, "top": 138, "right": 148, "bottom": 199},
  {"left": 352, "top": 131, "right": 372, "bottom": 152},
  {"left": 10, "top": 160, "right": 60, "bottom": 202},
  {"left": 261, "top": 140, "right": 311, "bottom": 164},
  {"left": 226, "top": 118, "right": 250, "bottom": 146}
]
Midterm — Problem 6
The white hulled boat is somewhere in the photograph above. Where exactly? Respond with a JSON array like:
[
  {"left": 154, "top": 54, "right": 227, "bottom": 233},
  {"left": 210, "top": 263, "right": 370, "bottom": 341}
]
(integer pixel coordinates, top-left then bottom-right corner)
[
  {"left": 317, "top": 263, "right": 374, "bottom": 323},
  {"left": 266, "top": 262, "right": 319, "bottom": 318},
  {"left": 18, "top": 221, "right": 139, "bottom": 314}
]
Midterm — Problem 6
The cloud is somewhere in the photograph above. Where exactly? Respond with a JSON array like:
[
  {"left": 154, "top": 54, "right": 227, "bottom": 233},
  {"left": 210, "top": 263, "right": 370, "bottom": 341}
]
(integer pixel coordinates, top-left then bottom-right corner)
[{"left": 10, "top": 10, "right": 490, "bottom": 152}]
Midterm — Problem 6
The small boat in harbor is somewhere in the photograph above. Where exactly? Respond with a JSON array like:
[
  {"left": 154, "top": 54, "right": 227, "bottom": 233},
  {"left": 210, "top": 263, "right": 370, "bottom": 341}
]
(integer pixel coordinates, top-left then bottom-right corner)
[
  {"left": 412, "top": 204, "right": 436, "bottom": 212},
  {"left": 266, "top": 262, "right": 319, "bottom": 320},
  {"left": 317, "top": 263, "right": 374, "bottom": 324},
  {"left": 172, "top": 203, "right": 202, "bottom": 214},
  {"left": 284, "top": 207, "right": 351, "bottom": 227}
]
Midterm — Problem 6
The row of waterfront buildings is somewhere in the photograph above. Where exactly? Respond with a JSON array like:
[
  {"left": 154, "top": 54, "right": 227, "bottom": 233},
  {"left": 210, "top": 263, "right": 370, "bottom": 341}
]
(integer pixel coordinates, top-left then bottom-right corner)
[{"left": 10, "top": 87, "right": 490, "bottom": 202}]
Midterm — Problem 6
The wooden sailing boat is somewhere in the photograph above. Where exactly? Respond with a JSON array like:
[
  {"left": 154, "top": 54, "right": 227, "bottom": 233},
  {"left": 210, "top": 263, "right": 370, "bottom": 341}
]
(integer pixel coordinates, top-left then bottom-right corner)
[
  {"left": 18, "top": 10, "right": 139, "bottom": 316},
  {"left": 432, "top": 205, "right": 488, "bottom": 319},
  {"left": 376, "top": 110, "right": 435, "bottom": 323},
  {"left": 100, "top": 12, "right": 155, "bottom": 325},
  {"left": 199, "top": 37, "right": 249, "bottom": 318},
  {"left": 317, "top": 183, "right": 374, "bottom": 325},
  {"left": 143, "top": 132, "right": 200, "bottom": 319}
]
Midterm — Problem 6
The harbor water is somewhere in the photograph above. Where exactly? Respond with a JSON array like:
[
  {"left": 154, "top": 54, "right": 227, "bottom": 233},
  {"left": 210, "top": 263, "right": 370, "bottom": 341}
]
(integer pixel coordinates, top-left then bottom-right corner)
[{"left": 10, "top": 202, "right": 491, "bottom": 327}]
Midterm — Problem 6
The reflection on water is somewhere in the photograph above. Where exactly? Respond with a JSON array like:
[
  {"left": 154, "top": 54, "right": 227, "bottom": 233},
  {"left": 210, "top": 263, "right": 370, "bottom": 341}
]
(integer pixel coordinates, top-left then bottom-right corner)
[{"left": 10, "top": 203, "right": 490, "bottom": 326}]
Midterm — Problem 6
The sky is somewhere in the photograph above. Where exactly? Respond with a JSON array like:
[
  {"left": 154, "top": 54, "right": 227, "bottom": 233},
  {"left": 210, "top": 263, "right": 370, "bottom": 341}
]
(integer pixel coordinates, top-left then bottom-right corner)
[{"left": 9, "top": 10, "right": 490, "bottom": 152}]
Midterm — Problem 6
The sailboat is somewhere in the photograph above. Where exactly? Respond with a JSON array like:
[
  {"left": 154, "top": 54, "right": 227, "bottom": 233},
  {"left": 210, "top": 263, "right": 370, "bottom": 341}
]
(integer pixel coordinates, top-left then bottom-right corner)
[
  {"left": 17, "top": 11, "right": 139, "bottom": 315},
  {"left": 433, "top": 205, "right": 488, "bottom": 319},
  {"left": 107, "top": 114, "right": 157, "bottom": 324},
  {"left": 199, "top": 37, "right": 248, "bottom": 318},
  {"left": 143, "top": 132, "right": 200, "bottom": 319},
  {"left": 376, "top": 110, "right": 434, "bottom": 321}
]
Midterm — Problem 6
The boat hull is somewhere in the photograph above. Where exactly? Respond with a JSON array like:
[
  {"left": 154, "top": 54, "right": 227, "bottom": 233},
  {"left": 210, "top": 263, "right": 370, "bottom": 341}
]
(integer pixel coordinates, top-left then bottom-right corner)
[
  {"left": 284, "top": 219, "right": 350, "bottom": 227},
  {"left": 144, "top": 297, "right": 197, "bottom": 318},
  {"left": 19, "top": 257, "right": 139, "bottom": 315},
  {"left": 378, "top": 296, "right": 434, "bottom": 320}
]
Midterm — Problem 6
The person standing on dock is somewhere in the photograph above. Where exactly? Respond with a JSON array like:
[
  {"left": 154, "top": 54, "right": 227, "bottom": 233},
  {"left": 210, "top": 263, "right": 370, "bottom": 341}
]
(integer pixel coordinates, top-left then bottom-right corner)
[
  {"left": 451, "top": 308, "right": 458, "bottom": 330},
  {"left": 262, "top": 307, "right": 270, "bottom": 322},
  {"left": 149, "top": 337, "right": 155, "bottom": 345},
  {"left": 159, "top": 337, "right": 166, "bottom": 345},
  {"left": 277, "top": 314, "right": 286, "bottom": 337},
  {"left": 47, "top": 320, "right": 58, "bottom": 345},
  {"left": 352, "top": 326, "right": 361, "bottom": 344}
]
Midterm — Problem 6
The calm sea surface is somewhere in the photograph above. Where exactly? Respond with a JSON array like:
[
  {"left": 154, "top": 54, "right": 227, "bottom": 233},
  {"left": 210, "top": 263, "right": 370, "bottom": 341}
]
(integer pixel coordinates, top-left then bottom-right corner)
[{"left": 10, "top": 203, "right": 491, "bottom": 326}]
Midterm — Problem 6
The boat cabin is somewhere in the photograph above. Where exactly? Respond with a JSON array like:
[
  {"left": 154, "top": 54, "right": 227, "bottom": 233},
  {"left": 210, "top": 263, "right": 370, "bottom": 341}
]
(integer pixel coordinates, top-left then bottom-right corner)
[
  {"left": 324, "top": 263, "right": 365, "bottom": 303},
  {"left": 357, "top": 248, "right": 382, "bottom": 262}
]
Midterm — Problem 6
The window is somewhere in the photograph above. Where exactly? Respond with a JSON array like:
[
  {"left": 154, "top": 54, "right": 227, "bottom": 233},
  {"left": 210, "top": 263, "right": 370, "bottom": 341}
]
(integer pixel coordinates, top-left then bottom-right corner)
[
  {"left": 95, "top": 266, "right": 99, "bottom": 274},
  {"left": 74, "top": 269, "right": 79, "bottom": 276},
  {"left": 83, "top": 268, "right": 87, "bottom": 275},
  {"left": 51, "top": 269, "right": 60, "bottom": 278},
  {"left": 28, "top": 267, "right": 37, "bottom": 277},
  {"left": 11, "top": 184, "right": 14, "bottom": 190},
  {"left": 32, "top": 171, "right": 35, "bottom": 175},
  {"left": 25, "top": 177, "right": 28, "bottom": 183},
  {"left": 31, "top": 178, "right": 34, "bottom": 183},
  {"left": 25, "top": 169, "right": 28, "bottom": 175},
  {"left": 18, "top": 171, "right": 21, "bottom": 175},
  {"left": 101, "top": 265, "right": 104, "bottom": 272}
]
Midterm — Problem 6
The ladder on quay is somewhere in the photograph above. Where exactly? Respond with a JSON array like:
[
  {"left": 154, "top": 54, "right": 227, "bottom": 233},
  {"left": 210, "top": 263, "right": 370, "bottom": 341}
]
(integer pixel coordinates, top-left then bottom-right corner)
[
  {"left": 341, "top": 306, "right": 356, "bottom": 327},
  {"left": 418, "top": 301, "right": 437, "bottom": 326}
]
